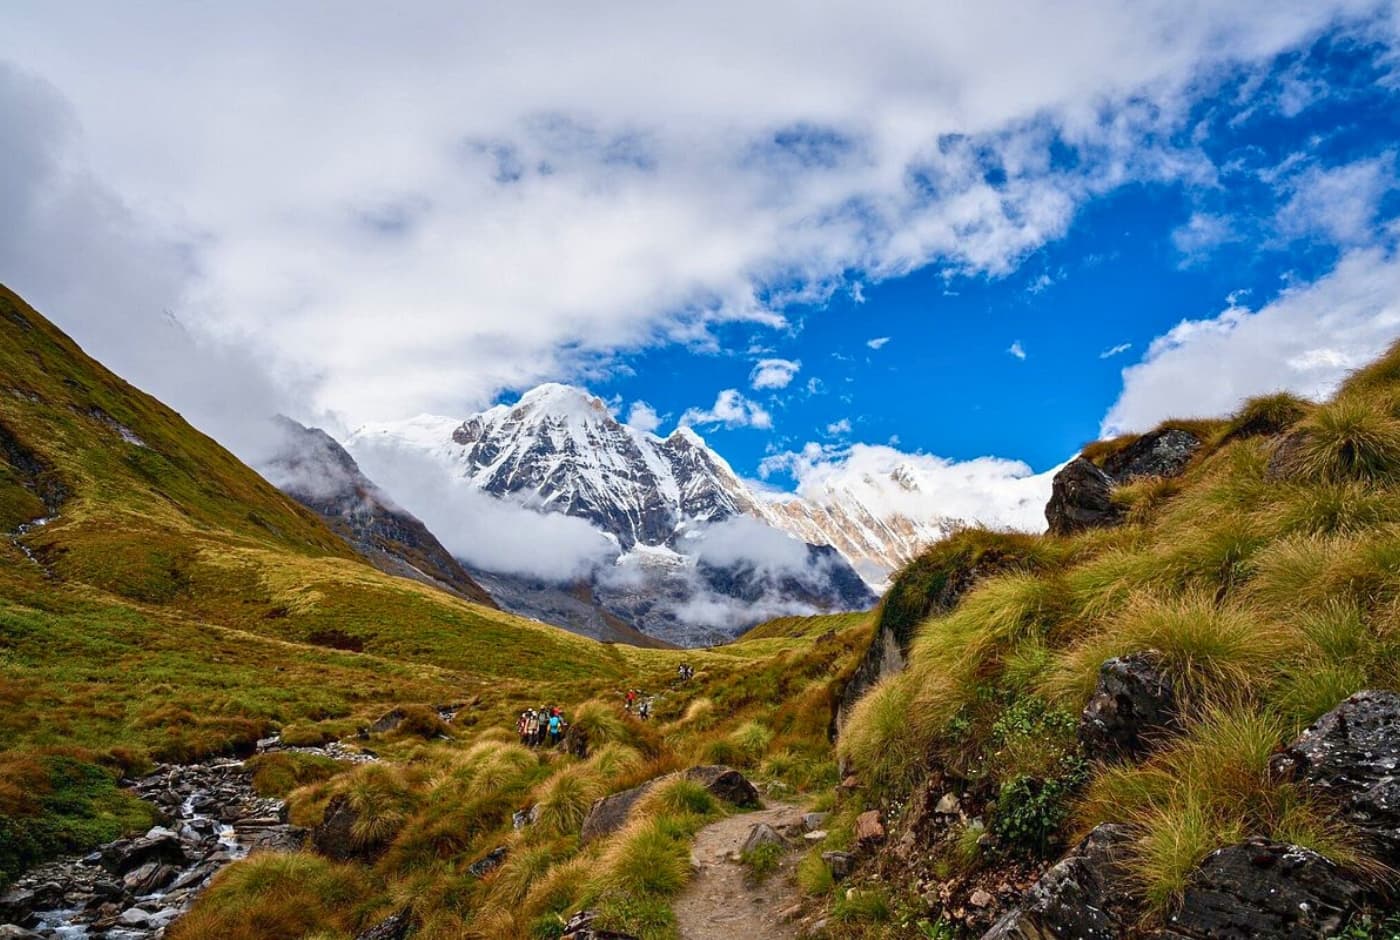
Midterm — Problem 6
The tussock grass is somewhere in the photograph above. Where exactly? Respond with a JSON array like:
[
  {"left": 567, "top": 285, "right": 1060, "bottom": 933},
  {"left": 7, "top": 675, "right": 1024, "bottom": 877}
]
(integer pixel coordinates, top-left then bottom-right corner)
[
  {"left": 1279, "top": 399, "right": 1400, "bottom": 483},
  {"left": 1223, "top": 392, "right": 1312, "bottom": 441},
  {"left": 532, "top": 764, "right": 605, "bottom": 837},
  {"left": 166, "top": 853, "right": 373, "bottom": 940}
]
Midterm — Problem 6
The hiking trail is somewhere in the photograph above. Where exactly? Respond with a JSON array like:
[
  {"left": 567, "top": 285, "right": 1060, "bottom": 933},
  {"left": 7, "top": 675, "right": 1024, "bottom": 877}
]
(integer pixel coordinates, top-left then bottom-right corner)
[{"left": 673, "top": 801, "right": 807, "bottom": 940}]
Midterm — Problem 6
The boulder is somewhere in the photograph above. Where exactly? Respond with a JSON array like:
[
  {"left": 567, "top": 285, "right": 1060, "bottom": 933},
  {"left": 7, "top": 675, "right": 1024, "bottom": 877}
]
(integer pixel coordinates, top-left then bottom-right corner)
[
  {"left": 467, "top": 846, "right": 508, "bottom": 878},
  {"left": 1046, "top": 458, "right": 1120, "bottom": 535},
  {"left": 0, "top": 926, "right": 40, "bottom": 939},
  {"left": 684, "top": 765, "right": 759, "bottom": 807},
  {"left": 854, "top": 810, "right": 885, "bottom": 848},
  {"left": 803, "top": 812, "right": 830, "bottom": 832},
  {"left": 580, "top": 783, "right": 654, "bottom": 844},
  {"left": 369, "top": 708, "right": 407, "bottom": 734},
  {"left": 741, "top": 823, "right": 787, "bottom": 856},
  {"left": 1156, "top": 839, "right": 1365, "bottom": 939},
  {"left": 312, "top": 794, "right": 370, "bottom": 861},
  {"left": 982, "top": 823, "right": 1133, "bottom": 940},
  {"left": 1101, "top": 428, "right": 1201, "bottom": 481},
  {"left": 1271, "top": 689, "right": 1400, "bottom": 864},
  {"left": 1079, "top": 651, "right": 1178, "bottom": 761},
  {"left": 355, "top": 908, "right": 412, "bottom": 940},
  {"left": 100, "top": 827, "right": 187, "bottom": 874},
  {"left": 561, "top": 909, "right": 641, "bottom": 939}
]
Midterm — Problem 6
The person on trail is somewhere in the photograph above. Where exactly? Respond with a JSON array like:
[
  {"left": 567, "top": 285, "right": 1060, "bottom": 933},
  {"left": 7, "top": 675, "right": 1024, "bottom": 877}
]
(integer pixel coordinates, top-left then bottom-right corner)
[
  {"left": 624, "top": 689, "right": 636, "bottom": 713},
  {"left": 548, "top": 711, "right": 563, "bottom": 746},
  {"left": 536, "top": 705, "right": 550, "bottom": 746},
  {"left": 638, "top": 697, "right": 651, "bottom": 721},
  {"left": 517, "top": 710, "right": 531, "bottom": 746},
  {"left": 523, "top": 709, "right": 540, "bottom": 748}
]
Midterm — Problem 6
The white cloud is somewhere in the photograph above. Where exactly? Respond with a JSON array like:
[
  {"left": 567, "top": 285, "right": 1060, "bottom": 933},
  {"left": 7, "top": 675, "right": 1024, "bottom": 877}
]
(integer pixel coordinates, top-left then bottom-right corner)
[
  {"left": 1275, "top": 154, "right": 1398, "bottom": 246},
  {"left": 0, "top": 3, "right": 1387, "bottom": 433},
  {"left": 1102, "top": 243, "right": 1400, "bottom": 434},
  {"left": 1099, "top": 342, "right": 1133, "bottom": 359},
  {"left": 346, "top": 431, "right": 620, "bottom": 580},
  {"left": 749, "top": 357, "right": 801, "bottom": 390},
  {"left": 680, "top": 389, "right": 773, "bottom": 430},
  {"left": 1172, "top": 211, "right": 1237, "bottom": 259},
  {"left": 763, "top": 441, "right": 1059, "bottom": 533},
  {"left": 625, "top": 400, "right": 663, "bottom": 433},
  {"left": 826, "top": 418, "right": 852, "bottom": 435},
  {"left": 865, "top": 336, "right": 891, "bottom": 350},
  {"left": 1008, "top": 340, "right": 1027, "bottom": 360}
]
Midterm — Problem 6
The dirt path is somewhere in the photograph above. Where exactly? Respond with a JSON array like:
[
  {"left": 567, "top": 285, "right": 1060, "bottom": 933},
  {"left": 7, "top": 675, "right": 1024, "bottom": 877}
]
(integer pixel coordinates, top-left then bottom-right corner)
[{"left": 673, "top": 802, "right": 808, "bottom": 940}]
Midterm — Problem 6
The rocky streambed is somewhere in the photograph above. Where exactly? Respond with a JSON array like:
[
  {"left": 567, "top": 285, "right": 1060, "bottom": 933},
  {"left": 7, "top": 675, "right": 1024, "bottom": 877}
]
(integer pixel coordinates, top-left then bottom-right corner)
[{"left": 0, "top": 738, "right": 371, "bottom": 939}]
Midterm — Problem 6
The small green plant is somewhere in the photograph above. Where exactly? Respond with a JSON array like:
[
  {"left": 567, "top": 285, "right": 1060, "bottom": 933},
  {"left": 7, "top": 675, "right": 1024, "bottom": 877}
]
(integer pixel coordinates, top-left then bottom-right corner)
[
  {"left": 991, "top": 755, "right": 1089, "bottom": 857},
  {"left": 833, "top": 886, "right": 891, "bottom": 924},
  {"left": 741, "top": 840, "right": 785, "bottom": 882}
]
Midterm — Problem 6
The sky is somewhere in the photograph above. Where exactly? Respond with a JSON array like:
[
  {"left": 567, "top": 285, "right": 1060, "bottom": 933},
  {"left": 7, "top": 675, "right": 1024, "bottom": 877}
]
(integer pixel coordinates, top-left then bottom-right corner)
[{"left": 2, "top": 2, "right": 1400, "bottom": 504}]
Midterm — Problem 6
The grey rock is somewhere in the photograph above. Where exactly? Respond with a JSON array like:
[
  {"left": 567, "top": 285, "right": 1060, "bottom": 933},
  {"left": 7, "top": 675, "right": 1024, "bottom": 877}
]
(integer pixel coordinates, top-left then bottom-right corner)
[
  {"left": 982, "top": 823, "right": 1133, "bottom": 940},
  {"left": 561, "top": 908, "right": 641, "bottom": 939},
  {"left": 467, "top": 846, "right": 508, "bottom": 878},
  {"left": 1046, "top": 458, "right": 1120, "bottom": 535},
  {"left": 0, "top": 925, "right": 41, "bottom": 939},
  {"left": 1101, "top": 428, "right": 1201, "bottom": 481},
  {"left": 821, "top": 851, "right": 855, "bottom": 881},
  {"left": 741, "top": 823, "right": 787, "bottom": 856},
  {"left": 934, "top": 792, "right": 961, "bottom": 814},
  {"left": 684, "top": 765, "right": 759, "bottom": 807},
  {"left": 355, "top": 908, "right": 413, "bottom": 940},
  {"left": 1079, "top": 651, "right": 1179, "bottom": 761},
  {"left": 312, "top": 793, "right": 381, "bottom": 861},
  {"left": 1272, "top": 689, "right": 1400, "bottom": 865},
  {"left": 802, "top": 812, "right": 830, "bottom": 832},
  {"left": 580, "top": 782, "right": 655, "bottom": 845},
  {"left": 1156, "top": 839, "right": 1365, "bottom": 939}
]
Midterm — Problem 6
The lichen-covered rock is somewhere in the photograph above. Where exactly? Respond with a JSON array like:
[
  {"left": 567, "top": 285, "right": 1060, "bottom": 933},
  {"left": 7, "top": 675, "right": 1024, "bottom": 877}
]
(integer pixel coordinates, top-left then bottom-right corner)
[
  {"left": 981, "top": 823, "right": 1133, "bottom": 940},
  {"left": 1101, "top": 428, "right": 1201, "bottom": 481},
  {"left": 467, "top": 846, "right": 508, "bottom": 877},
  {"left": 1079, "top": 651, "right": 1178, "bottom": 761},
  {"left": 1046, "top": 458, "right": 1120, "bottom": 535},
  {"left": 580, "top": 783, "right": 653, "bottom": 844},
  {"left": 1271, "top": 689, "right": 1400, "bottom": 865},
  {"left": 822, "top": 851, "right": 855, "bottom": 881},
  {"left": 1156, "top": 839, "right": 1365, "bottom": 939}
]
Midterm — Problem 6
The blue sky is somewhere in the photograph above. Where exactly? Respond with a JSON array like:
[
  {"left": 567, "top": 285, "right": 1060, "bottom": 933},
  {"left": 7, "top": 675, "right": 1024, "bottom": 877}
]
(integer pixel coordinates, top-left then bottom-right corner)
[
  {"left": 551, "top": 31, "right": 1400, "bottom": 483},
  {"left": 2, "top": 2, "right": 1399, "bottom": 500}
]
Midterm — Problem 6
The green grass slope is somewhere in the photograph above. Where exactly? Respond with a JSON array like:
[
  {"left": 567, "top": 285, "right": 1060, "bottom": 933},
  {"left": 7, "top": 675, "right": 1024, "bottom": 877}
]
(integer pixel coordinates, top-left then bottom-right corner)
[{"left": 829, "top": 342, "right": 1400, "bottom": 935}]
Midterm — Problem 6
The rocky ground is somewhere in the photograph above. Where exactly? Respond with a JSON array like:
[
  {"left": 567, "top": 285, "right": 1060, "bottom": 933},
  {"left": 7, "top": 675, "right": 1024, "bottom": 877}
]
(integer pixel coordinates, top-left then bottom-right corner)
[{"left": 0, "top": 738, "right": 369, "bottom": 938}]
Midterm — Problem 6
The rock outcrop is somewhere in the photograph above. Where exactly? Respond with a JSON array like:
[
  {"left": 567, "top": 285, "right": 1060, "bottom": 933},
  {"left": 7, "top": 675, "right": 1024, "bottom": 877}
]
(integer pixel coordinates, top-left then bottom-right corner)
[
  {"left": 1078, "top": 651, "right": 1178, "bottom": 761},
  {"left": 1271, "top": 689, "right": 1400, "bottom": 864},
  {"left": 1101, "top": 428, "right": 1201, "bottom": 481},
  {"left": 1157, "top": 839, "right": 1365, "bottom": 939},
  {"left": 982, "top": 823, "right": 1133, "bottom": 940},
  {"left": 355, "top": 909, "right": 413, "bottom": 940},
  {"left": 1046, "top": 458, "right": 1119, "bottom": 536}
]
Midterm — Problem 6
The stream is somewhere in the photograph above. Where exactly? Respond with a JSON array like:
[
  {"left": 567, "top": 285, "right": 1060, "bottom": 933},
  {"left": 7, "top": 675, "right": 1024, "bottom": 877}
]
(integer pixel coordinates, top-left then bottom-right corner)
[{"left": 0, "top": 737, "right": 373, "bottom": 938}]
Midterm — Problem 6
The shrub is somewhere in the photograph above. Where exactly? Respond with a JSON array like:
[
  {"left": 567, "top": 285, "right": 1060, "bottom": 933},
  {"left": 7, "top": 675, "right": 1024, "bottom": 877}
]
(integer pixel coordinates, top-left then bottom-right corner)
[{"left": 991, "top": 756, "right": 1088, "bottom": 857}]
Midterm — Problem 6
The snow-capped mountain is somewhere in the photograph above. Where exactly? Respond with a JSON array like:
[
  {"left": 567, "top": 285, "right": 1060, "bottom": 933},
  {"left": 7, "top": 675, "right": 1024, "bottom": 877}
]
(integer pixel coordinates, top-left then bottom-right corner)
[{"left": 344, "top": 385, "right": 877, "bottom": 645}]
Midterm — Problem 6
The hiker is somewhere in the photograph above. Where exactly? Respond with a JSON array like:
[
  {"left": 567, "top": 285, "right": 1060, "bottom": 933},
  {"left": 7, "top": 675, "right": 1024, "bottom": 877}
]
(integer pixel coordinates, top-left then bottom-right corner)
[
  {"left": 536, "top": 705, "right": 550, "bottom": 746},
  {"left": 638, "top": 697, "right": 651, "bottom": 721},
  {"left": 516, "top": 710, "right": 531, "bottom": 746},
  {"left": 548, "top": 710, "right": 564, "bottom": 746},
  {"left": 624, "top": 689, "right": 636, "bottom": 713},
  {"left": 523, "top": 709, "right": 540, "bottom": 747}
]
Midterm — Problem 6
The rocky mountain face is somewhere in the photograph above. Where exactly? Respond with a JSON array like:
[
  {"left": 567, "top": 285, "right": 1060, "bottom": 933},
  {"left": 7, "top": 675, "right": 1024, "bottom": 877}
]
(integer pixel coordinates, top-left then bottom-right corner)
[
  {"left": 345, "top": 384, "right": 879, "bottom": 645},
  {"left": 261, "top": 417, "right": 496, "bottom": 608}
]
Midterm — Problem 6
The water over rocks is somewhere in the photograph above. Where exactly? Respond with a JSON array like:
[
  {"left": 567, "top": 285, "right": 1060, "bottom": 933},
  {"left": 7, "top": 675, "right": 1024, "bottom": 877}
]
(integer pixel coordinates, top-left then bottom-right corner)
[{"left": 0, "top": 737, "right": 369, "bottom": 938}]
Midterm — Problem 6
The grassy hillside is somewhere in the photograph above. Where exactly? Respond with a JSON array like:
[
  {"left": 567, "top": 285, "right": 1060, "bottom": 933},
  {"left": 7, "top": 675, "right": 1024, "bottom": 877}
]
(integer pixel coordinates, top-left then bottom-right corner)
[
  {"left": 0, "top": 284, "right": 879, "bottom": 933},
  {"left": 824, "top": 346, "right": 1400, "bottom": 935}
]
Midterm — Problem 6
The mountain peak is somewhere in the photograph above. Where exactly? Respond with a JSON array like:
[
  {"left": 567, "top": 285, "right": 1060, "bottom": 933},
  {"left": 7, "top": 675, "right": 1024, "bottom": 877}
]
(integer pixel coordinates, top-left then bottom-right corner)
[{"left": 514, "top": 383, "right": 611, "bottom": 418}]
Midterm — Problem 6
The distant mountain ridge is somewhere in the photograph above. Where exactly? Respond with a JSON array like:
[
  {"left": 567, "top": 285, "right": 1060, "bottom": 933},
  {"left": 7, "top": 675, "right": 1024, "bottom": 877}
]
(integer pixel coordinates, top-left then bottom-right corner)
[{"left": 346, "top": 385, "right": 884, "bottom": 644}]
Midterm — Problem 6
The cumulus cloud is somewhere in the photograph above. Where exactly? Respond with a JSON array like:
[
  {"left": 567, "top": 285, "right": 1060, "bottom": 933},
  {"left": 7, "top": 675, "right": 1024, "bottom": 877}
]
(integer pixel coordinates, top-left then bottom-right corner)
[
  {"left": 680, "top": 389, "right": 773, "bottom": 430},
  {"left": 1099, "top": 342, "right": 1133, "bottom": 359},
  {"left": 749, "top": 357, "right": 801, "bottom": 390},
  {"left": 346, "top": 432, "right": 620, "bottom": 580},
  {"left": 866, "top": 336, "right": 891, "bottom": 350},
  {"left": 826, "top": 418, "right": 852, "bottom": 435},
  {"left": 762, "top": 441, "right": 1058, "bottom": 533},
  {"left": 0, "top": 2, "right": 1388, "bottom": 430},
  {"left": 625, "top": 400, "right": 663, "bottom": 433},
  {"left": 1008, "top": 340, "right": 1027, "bottom": 360},
  {"left": 1102, "top": 243, "right": 1400, "bottom": 434},
  {"left": 1275, "top": 154, "right": 1398, "bottom": 246}
]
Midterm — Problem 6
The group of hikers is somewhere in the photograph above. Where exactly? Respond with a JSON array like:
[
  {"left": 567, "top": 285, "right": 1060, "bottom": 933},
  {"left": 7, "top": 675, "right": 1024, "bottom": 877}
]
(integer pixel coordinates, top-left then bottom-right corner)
[
  {"left": 515, "top": 662, "right": 699, "bottom": 741},
  {"left": 516, "top": 706, "right": 566, "bottom": 748}
]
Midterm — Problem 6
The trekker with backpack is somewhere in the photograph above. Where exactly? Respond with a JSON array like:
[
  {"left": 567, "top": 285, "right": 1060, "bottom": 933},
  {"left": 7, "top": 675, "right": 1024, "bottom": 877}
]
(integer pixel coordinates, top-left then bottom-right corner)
[{"left": 548, "top": 710, "right": 563, "bottom": 746}]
